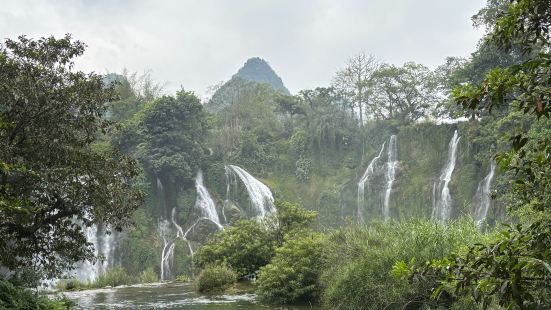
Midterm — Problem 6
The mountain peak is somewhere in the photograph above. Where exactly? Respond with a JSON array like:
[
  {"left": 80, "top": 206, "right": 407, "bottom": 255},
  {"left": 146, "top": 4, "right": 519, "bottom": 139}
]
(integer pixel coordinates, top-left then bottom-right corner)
[{"left": 234, "top": 57, "right": 290, "bottom": 95}]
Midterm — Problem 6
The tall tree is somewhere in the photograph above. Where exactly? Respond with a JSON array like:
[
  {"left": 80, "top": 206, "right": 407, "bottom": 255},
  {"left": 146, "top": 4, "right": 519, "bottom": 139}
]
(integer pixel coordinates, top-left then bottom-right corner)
[
  {"left": 333, "top": 53, "right": 380, "bottom": 125},
  {"left": 0, "top": 35, "right": 142, "bottom": 278},
  {"left": 370, "top": 62, "right": 440, "bottom": 123}
]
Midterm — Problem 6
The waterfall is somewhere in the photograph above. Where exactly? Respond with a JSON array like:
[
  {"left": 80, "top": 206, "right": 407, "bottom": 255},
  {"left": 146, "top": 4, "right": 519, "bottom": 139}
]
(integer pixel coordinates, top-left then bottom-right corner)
[
  {"left": 357, "top": 141, "right": 386, "bottom": 223},
  {"left": 159, "top": 167, "right": 225, "bottom": 281},
  {"left": 195, "top": 170, "right": 223, "bottom": 229},
  {"left": 225, "top": 165, "right": 276, "bottom": 219},
  {"left": 383, "top": 135, "right": 398, "bottom": 221},
  {"left": 432, "top": 130, "right": 461, "bottom": 222},
  {"left": 159, "top": 219, "right": 173, "bottom": 281},
  {"left": 473, "top": 161, "right": 496, "bottom": 228},
  {"left": 74, "top": 224, "right": 117, "bottom": 283}
]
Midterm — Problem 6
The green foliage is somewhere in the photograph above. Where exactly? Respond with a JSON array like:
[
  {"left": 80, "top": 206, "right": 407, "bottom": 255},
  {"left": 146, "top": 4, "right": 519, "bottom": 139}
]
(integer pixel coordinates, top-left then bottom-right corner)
[
  {"left": 294, "top": 157, "right": 312, "bottom": 182},
  {"left": 118, "top": 209, "right": 159, "bottom": 276},
  {"left": 107, "top": 70, "right": 164, "bottom": 123},
  {"left": 194, "top": 220, "right": 275, "bottom": 277},
  {"left": 195, "top": 201, "right": 318, "bottom": 278},
  {"left": 0, "top": 278, "right": 73, "bottom": 309},
  {"left": 138, "top": 267, "right": 158, "bottom": 284},
  {"left": 90, "top": 267, "right": 136, "bottom": 288},
  {"left": 321, "top": 219, "right": 483, "bottom": 309},
  {"left": 370, "top": 62, "right": 440, "bottom": 123},
  {"left": 256, "top": 232, "right": 326, "bottom": 304},
  {"left": 415, "top": 222, "right": 551, "bottom": 309},
  {"left": 0, "top": 35, "right": 142, "bottom": 278},
  {"left": 413, "top": 1, "right": 551, "bottom": 308},
  {"left": 270, "top": 200, "right": 317, "bottom": 243},
  {"left": 195, "top": 264, "right": 237, "bottom": 293}
]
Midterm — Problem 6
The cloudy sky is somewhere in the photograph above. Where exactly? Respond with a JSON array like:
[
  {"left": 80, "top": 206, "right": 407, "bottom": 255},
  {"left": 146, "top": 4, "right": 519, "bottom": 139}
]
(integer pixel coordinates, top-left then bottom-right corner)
[{"left": 2, "top": 0, "right": 486, "bottom": 98}]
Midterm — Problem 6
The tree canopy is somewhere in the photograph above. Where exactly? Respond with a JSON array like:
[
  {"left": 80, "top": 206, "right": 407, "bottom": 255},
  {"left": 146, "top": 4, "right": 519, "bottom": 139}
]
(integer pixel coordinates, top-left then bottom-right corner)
[{"left": 0, "top": 35, "right": 142, "bottom": 277}]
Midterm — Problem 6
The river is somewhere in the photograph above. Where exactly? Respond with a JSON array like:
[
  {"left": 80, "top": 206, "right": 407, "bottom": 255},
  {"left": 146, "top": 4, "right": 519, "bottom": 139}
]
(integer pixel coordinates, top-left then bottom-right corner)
[{"left": 60, "top": 282, "right": 321, "bottom": 309}]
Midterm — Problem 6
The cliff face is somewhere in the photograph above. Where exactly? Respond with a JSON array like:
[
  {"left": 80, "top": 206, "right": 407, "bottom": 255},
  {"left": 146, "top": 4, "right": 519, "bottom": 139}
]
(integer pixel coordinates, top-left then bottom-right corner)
[{"left": 206, "top": 58, "right": 290, "bottom": 113}]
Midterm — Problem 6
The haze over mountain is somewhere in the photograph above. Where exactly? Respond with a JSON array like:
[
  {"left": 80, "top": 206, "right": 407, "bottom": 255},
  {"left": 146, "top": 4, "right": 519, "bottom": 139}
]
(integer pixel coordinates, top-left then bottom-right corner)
[{"left": 206, "top": 57, "right": 289, "bottom": 112}]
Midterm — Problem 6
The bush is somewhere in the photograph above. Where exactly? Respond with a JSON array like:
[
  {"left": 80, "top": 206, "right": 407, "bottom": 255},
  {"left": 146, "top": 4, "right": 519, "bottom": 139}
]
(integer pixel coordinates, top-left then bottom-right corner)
[
  {"left": 91, "top": 267, "right": 136, "bottom": 288},
  {"left": 256, "top": 232, "right": 326, "bottom": 304},
  {"left": 195, "top": 220, "right": 275, "bottom": 277},
  {"left": 196, "top": 264, "right": 237, "bottom": 292},
  {"left": 138, "top": 267, "right": 158, "bottom": 283},
  {"left": 55, "top": 279, "right": 82, "bottom": 291},
  {"left": 0, "top": 278, "right": 73, "bottom": 309},
  {"left": 320, "top": 219, "right": 485, "bottom": 309}
]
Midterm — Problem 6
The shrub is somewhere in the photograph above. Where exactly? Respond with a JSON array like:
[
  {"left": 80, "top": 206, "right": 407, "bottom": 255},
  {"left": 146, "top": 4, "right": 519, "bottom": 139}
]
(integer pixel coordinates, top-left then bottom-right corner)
[
  {"left": 256, "top": 232, "right": 326, "bottom": 304},
  {"left": 196, "top": 264, "right": 237, "bottom": 292},
  {"left": 55, "top": 279, "right": 82, "bottom": 291},
  {"left": 91, "top": 267, "right": 136, "bottom": 288},
  {"left": 138, "top": 267, "right": 158, "bottom": 283},
  {"left": 320, "top": 219, "right": 485, "bottom": 309},
  {"left": 0, "top": 278, "right": 73, "bottom": 309},
  {"left": 195, "top": 220, "right": 275, "bottom": 277}
]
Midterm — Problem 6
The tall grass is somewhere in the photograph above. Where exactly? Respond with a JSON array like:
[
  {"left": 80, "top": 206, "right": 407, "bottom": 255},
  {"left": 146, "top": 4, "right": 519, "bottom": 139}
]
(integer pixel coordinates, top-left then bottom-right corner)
[{"left": 321, "top": 219, "right": 486, "bottom": 309}]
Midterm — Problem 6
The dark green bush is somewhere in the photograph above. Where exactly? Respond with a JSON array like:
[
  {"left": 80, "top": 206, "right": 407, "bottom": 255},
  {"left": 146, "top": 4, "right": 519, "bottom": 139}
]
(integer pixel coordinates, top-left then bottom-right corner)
[
  {"left": 0, "top": 278, "right": 72, "bottom": 309},
  {"left": 196, "top": 264, "right": 237, "bottom": 292},
  {"left": 194, "top": 220, "right": 275, "bottom": 277},
  {"left": 256, "top": 232, "right": 326, "bottom": 304}
]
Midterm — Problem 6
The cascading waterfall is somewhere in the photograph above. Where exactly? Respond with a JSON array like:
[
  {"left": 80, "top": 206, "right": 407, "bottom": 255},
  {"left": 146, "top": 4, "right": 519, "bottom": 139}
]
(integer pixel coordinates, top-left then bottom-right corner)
[
  {"left": 223, "top": 168, "right": 239, "bottom": 224},
  {"left": 158, "top": 170, "right": 225, "bottom": 281},
  {"left": 159, "top": 219, "right": 174, "bottom": 281},
  {"left": 473, "top": 161, "right": 496, "bottom": 228},
  {"left": 225, "top": 165, "right": 275, "bottom": 219},
  {"left": 74, "top": 224, "right": 118, "bottom": 283},
  {"left": 432, "top": 130, "right": 461, "bottom": 222},
  {"left": 195, "top": 170, "right": 223, "bottom": 229},
  {"left": 357, "top": 141, "right": 386, "bottom": 223},
  {"left": 383, "top": 135, "right": 398, "bottom": 221}
]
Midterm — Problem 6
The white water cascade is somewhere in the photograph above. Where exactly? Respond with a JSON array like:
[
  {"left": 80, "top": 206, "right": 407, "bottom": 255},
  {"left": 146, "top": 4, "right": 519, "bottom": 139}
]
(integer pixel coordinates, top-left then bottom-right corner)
[
  {"left": 159, "top": 219, "right": 174, "bottom": 281},
  {"left": 357, "top": 142, "right": 386, "bottom": 224},
  {"left": 432, "top": 130, "right": 461, "bottom": 222},
  {"left": 383, "top": 135, "right": 398, "bottom": 221},
  {"left": 225, "top": 165, "right": 275, "bottom": 220},
  {"left": 473, "top": 161, "right": 496, "bottom": 228},
  {"left": 74, "top": 224, "right": 117, "bottom": 283},
  {"left": 195, "top": 170, "right": 223, "bottom": 229},
  {"left": 158, "top": 170, "right": 225, "bottom": 281}
]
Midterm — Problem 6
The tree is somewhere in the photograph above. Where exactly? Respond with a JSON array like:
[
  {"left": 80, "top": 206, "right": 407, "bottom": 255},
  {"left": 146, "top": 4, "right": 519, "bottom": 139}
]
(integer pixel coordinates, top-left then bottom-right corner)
[
  {"left": 297, "top": 87, "right": 359, "bottom": 155},
  {"left": 113, "top": 90, "right": 210, "bottom": 218},
  {"left": 333, "top": 53, "right": 380, "bottom": 125},
  {"left": 370, "top": 62, "right": 440, "bottom": 123},
  {"left": 0, "top": 35, "right": 142, "bottom": 278},
  {"left": 106, "top": 70, "right": 164, "bottom": 123},
  {"left": 412, "top": 1, "right": 551, "bottom": 308}
]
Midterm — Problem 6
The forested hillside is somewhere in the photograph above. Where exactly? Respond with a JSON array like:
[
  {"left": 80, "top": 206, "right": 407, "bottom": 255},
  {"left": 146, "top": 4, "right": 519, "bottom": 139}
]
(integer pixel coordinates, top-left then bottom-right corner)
[{"left": 1, "top": 0, "right": 550, "bottom": 309}]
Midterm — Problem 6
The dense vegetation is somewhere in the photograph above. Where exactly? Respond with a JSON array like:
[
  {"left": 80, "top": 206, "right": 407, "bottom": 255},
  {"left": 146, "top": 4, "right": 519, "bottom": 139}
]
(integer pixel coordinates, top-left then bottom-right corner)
[{"left": 0, "top": 0, "right": 550, "bottom": 309}]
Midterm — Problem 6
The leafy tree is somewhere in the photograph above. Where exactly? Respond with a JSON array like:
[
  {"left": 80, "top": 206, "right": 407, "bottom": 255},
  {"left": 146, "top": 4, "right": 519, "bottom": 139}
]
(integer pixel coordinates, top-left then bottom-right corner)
[
  {"left": 107, "top": 70, "right": 164, "bottom": 123},
  {"left": 113, "top": 90, "right": 209, "bottom": 218},
  {"left": 195, "top": 201, "right": 317, "bottom": 277},
  {"left": 0, "top": 35, "right": 142, "bottom": 278},
  {"left": 256, "top": 232, "right": 326, "bottom": 304},
  {"left": 333, "top": 53, "right": 380, "bottom": 125},
  {"left": 370, "top": 62, "right": 440, "bottom": 123},
  {"left": 194, "top": 220, "right": 275, "bottom": 277},
  {"left": 413, "top": 1, "right": 551, "bottom": 308},
  {"left": 298, "top": 87, "right": 359, "bottom": 155}
]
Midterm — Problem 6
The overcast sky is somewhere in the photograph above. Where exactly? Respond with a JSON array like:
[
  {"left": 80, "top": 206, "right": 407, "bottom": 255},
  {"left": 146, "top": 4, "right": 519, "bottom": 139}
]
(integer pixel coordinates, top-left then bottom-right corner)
[{"left": 2, "top": 0, "right": 486, "bottom": 98}]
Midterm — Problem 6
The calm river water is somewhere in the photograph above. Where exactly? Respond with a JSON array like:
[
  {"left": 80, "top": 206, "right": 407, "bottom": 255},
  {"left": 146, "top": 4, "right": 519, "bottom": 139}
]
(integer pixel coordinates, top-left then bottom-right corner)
[{"left": 60, "top": 282, "right": 321, "bottom": 309}]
